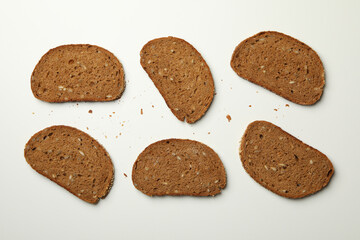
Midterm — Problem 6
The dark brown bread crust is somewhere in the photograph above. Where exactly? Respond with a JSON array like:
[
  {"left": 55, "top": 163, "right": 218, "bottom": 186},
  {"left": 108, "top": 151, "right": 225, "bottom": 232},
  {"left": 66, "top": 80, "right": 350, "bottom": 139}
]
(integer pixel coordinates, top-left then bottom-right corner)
[
  {"left": 240, "top": 121, "right": 334, "bottom": 199},
  {"left": 140, "top": 37, "right": 214, "bottom": 123},
  {"left": 231, "top": 31, "right": 325, "bottom": 105},
  {"left": 132, "top": 139, "right": 226, "bottom": 196},
  {"left": 24, "top": 125, "right": 114, "bottom": 204},
  {"left": 31, "top": 44, "right": 125, "bottom": 102}
]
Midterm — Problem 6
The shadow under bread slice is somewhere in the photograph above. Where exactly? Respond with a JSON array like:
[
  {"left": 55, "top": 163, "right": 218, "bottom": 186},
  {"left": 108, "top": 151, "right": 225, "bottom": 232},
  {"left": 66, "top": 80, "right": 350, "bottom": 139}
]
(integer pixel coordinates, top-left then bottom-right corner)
[
  {"left": 24, "top": 125, "right": 114, "bottom": 204},
  {"left": 31, "top": 44, "right": 125, "bottom": 102},
  {"left": 132, "top": 139, "right": 226, "bottom": 196},
  {"left": 231, "top": 31, "right": 325, "bottom": 105},
  {"left": 240, "top": 121, "right": 334, "bottom": 198},
  {"left": 140, "top": 37, "right": 215, "bottom": 123}
]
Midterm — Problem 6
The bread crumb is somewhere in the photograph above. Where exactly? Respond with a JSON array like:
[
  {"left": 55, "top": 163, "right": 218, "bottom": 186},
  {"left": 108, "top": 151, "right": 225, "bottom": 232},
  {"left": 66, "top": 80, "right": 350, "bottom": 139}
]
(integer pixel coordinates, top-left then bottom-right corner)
[
  {"left": 152, "top": 105, "right": 154, "bottom": 108},
  {"left": 226, "top": 114, "right": 232, "bottom": 122},
  {"left": 124, "top": 173, "right": 127, "bottom": 177},
  {"left": 116, "top": 136, "right": 118, "bottom": 139},
  {"left": 109, "top": 115, "right": 112, "bottom": 117},
  {"left": 88, "top": 110, "right": 93, "bottom": 114},
  {"left": 86, "top": 127, "right": 89, "bottom": 130},
  {"left": 274, "top": 109, "right": 278, "bottom": 111},
  {"left": 32, "top": 112, "right": 35, "bottom": 115},
  {"left": 285, "top": 104, "right": 290, "bottom": 107},
  {"left": 141, "top": 108, "right": 143, "bottom": 115},
  {"left": 105, "top": 136, "right": 107, "bottom": 139},
  {"left": 208, "top": 132, "right": 210, "bottom": 135},
  {"left": 113, "top": 112, "right": 115, "bottom": 114},
  {"left": 249, "top": 105, "right": 252, "bottom": 107}
]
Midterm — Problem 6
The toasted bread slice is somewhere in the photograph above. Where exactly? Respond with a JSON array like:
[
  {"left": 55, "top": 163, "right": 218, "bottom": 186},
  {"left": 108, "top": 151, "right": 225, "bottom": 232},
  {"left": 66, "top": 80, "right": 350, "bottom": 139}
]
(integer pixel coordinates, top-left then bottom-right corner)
[
  {"left": 24, "top": 125, "right": 114, "bottom": 203},
  {"left": 132, "top": 139, "right": 226, "bottom": 196},
  {"left": 240, "top": 121, "right": 334, "bottom": 198},
  {"left": 231, "top": 31, "right": 325, "bottom": 105},
  {"left": 140, "top": 37, "right": 214, "bottom": 123},
  {"left": 31, "top": 44, "right": 125, "bottom": 102}
]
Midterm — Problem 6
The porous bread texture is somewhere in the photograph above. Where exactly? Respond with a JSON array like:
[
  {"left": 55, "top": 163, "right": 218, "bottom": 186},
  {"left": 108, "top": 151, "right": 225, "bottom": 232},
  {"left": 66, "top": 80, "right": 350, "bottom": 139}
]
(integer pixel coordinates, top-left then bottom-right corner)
[
  {"left": 132, "top": 139, "right": 226, "bottom": 196},
  {"left": 31, "top": 44, "right": 125, "bottom": 102},
  {"left": 231, "top": 31, "right": 325, "bottom": 105},
  {"left": 24, "top": 125, "right": 114, "bottom": 204},
  {"left": 240, "top": 121, "right": 334, "bottom": 199},
  {"left": 140, "top": 37, "right": 214, "bottom": 123}
]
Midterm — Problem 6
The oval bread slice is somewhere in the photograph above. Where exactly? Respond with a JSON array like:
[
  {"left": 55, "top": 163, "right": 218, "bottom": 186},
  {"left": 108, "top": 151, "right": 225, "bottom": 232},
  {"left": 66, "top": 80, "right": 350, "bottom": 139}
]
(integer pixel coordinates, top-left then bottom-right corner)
[
  {"left": 31, "top": 44, "right": 125, "bottom": 102},
  {"left": 240, "top": 121, "right": 334, "bottom": 198},
  {"left": 140, "top": 37, "right": 215, "bottom": 123},
  {"left": 24, "top": 125, "right": 114, "bottom": 204},
  {"left": 231, "top": 31, "right": 325, "bottom": 105},
  {"left": 132, "top": 139, "right": 226, "bottom": 196}
]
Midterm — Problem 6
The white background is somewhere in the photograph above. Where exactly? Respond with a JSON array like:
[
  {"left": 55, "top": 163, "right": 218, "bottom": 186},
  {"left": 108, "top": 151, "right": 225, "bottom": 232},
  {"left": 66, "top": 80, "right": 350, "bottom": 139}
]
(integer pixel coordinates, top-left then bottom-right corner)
[{"left": 1, "top": 0, "right": 359, "bottom": 239}]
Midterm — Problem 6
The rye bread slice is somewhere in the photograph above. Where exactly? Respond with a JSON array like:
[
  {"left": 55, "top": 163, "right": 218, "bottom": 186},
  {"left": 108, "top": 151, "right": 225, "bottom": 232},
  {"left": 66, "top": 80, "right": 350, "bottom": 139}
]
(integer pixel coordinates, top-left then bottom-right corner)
[
  {"left": 240, "top": 121, "right": 334, "bottom": 198},
  {"left": 24, "top": 125, "right": 114, "bottom": 204},
  {"left": 31, "top": 44, "right": 125, "bottom": 102},
  {"left": 231, "top": 31, "right": 325, "bottom": 105},
  {"left": 132, "top": 139, "right": 226, "bottom": 196},
  {"left": 140, "top": 37, "right": 214, "bottom": 123}
]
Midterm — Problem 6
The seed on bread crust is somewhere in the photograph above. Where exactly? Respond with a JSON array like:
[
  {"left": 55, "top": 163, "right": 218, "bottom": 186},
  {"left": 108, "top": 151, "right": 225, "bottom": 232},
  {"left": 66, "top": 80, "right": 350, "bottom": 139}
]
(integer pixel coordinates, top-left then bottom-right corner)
[
  {"left": 231, "top": 31, "right": 325, "bottom": 105},
  {"left": 240, "top": 121, "right": 334, "bottom": 198}
]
